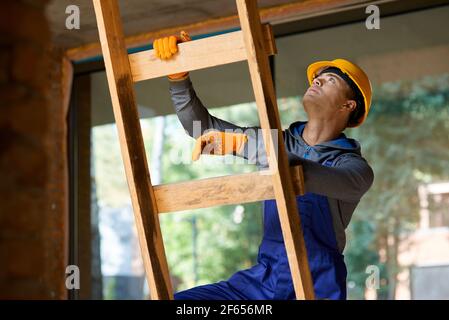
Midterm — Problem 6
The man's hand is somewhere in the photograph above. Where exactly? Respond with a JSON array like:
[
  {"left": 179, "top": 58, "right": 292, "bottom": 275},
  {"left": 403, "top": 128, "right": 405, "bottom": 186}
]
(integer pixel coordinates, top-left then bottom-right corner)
[
  {"left": 192, "top": 131, "right": 248, "bottom": 161},
  {"left": 153, "top": 31, "right": 191, "bottom": 80}
]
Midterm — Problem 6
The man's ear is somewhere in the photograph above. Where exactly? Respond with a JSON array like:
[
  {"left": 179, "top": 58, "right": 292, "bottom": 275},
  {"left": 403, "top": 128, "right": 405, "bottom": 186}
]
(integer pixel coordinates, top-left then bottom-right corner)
[{"left": 342, "top": 99, "right": 357, "bottom": 113}]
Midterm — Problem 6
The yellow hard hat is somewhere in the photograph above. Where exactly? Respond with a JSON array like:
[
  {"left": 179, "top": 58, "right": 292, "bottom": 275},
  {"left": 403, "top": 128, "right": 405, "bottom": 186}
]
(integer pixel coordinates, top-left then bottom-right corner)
[{"left": 307, "top": 59, "right": 372, "bottom": 127}]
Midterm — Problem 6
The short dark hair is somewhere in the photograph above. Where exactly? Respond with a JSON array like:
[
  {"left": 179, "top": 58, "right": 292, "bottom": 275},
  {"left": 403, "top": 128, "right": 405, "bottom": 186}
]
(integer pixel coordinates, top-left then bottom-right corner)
[{"left": 347, "top": 90, "right": 365, "bottom": 127}]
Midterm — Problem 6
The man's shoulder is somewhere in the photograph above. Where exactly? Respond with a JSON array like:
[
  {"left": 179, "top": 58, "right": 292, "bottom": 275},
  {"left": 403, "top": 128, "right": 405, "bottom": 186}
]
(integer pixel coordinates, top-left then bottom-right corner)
[{"left": 333, "top": 151, "right": 373, "bottom": 173}]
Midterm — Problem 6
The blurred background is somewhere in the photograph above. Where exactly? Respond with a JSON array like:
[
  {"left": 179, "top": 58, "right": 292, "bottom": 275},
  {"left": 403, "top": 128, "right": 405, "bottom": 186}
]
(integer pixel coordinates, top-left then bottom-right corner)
[{"left": 1, "top": 0, "right": 449, "bottom": 300}]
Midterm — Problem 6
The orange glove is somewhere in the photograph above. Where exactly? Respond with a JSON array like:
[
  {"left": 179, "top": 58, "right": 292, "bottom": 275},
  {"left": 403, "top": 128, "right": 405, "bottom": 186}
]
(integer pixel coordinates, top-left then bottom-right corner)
[
  {"left": 191, "top": 131, "right": 248, "bottom": 161},
  {"left": 153, "top": 31, "right": 191, "bottom": 80}
]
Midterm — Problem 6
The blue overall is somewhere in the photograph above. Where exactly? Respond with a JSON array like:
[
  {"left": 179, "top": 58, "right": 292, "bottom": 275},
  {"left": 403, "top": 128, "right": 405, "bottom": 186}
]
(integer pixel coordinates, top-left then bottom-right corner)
[{"left": 174, "top": 158, "right": 347, "bottom": 300}]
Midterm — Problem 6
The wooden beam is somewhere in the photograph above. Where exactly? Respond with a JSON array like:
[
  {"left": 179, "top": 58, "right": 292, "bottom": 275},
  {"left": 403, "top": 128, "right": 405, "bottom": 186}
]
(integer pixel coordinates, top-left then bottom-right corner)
[
  {"left": 74, "top": 74, "right": 93, "bottom": 299},
  {"left": 61, "top": 54, "right": 73, "bottom": 301},
  {"left": 154, "top": 166, "right": 305, "bottom": 213},
  {"left": 92, "top": 0, "right": 173, "bottom": 300},
  {"left": 237, "top": 0, "right": 315, "bottom": 300},
  {"left": 61, "top": 56, "right": 73, "bottom": 117},
  {"left": 129, "top": 25, "right": 276, "bottom": 82},
  {"left": 66, "top": 0, "right": 366, "bottom": 62}
]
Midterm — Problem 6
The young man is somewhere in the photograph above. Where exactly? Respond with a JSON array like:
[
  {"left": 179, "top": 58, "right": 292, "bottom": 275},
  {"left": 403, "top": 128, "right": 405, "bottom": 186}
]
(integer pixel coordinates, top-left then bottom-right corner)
[{"left": 153, "top": 34, "right": 374, "bottom": 300}]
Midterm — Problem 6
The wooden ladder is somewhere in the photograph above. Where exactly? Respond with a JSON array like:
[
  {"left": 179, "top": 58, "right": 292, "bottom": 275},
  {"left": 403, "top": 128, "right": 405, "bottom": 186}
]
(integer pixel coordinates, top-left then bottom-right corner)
[{"left": 93, "top": 0, "right": 315, "bottom": 300}]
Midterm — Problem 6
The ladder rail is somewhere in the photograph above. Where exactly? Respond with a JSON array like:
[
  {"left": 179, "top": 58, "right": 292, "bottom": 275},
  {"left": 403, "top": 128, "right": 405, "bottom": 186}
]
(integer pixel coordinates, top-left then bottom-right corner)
[
  {"left": 236, "top": 0, "right": 315, "bottom": 300},
  {"left": 93, "top": 0, "right": 173, "bottom": 300}
]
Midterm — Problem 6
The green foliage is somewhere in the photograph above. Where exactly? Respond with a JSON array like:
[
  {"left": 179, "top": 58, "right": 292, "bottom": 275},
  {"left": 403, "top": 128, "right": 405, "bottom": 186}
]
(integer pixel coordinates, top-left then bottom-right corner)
[
  {"left": 277, "top": 73, "right": 449, "bottom": 299},
  {"left": 103, "top": 277, "right": 117, "bottom": 300},
  {"left": 344, "top": 73, "right": 449, "bottom": 299}
]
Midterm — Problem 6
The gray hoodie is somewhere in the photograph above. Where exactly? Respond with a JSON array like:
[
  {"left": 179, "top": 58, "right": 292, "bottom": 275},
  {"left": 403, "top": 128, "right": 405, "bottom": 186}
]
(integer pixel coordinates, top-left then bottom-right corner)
[{"left": 168, "top": 77, "right": 374, "bottom": 252}]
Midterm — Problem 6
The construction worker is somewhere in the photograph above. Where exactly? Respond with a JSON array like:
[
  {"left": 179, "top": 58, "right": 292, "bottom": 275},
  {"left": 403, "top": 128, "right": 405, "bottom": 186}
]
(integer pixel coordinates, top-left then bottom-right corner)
[{"left": 153, "top": 32, "right": 374, "bottom": 300}]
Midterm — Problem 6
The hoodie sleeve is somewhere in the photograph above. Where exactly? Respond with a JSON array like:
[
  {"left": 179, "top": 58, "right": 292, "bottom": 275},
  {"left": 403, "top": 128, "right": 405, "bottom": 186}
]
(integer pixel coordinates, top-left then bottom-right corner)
[
  {"left": 169, "top": 77, "right": 244, "bottom": 137},
  {"left": 169, "top": 77, "right": 266, "bottom": 164},
  {"left": 290, "top": 153, "right": 374, "bottom": 202}
]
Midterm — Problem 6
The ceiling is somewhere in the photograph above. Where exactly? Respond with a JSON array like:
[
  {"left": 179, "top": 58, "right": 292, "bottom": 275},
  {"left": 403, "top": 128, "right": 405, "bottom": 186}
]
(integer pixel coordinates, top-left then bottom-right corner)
[{"left": 46, "top": 0, "right": 300, "bottom": 48}]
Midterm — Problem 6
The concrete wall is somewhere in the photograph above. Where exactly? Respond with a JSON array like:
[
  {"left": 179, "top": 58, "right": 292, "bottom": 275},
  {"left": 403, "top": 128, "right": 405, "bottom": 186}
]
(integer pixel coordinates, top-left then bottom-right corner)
[{"left": 0, "top": 0, "right": 68, "bottom": 299}]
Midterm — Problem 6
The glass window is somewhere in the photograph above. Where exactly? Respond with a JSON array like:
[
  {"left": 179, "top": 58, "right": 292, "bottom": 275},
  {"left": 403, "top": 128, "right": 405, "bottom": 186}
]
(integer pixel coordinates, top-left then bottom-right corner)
[{"left": 89, "top": 5, "right": 449, "bottom": 300}]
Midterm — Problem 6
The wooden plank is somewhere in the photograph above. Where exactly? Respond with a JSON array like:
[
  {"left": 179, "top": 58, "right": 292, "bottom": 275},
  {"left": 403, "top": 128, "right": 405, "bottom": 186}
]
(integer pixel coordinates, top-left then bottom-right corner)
[
  {"left": 61, "top": 56, "right": 73, "bottom": 117},
  {"left": 262, "top": 24, "right": 277, "bottom": 55},
  {"left": 154, "top": 166, "right": 305, "bottom": 213},
  {"left": 129, "top": 25, "right": 276, "bottom": 82},
  {"left": 236, "top": 0, "right": 315, "bottom": 300},
  {"left": 92, "top": 0, "right": 173, "bottom": 300}
]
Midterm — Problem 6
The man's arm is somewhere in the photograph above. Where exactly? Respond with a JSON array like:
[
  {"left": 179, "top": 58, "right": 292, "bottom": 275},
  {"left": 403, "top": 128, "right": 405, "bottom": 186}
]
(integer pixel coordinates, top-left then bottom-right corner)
[
  {"left": 169, "top": 77, "right": 267, "bottom": 164},
  {"left": 169, "top": 77, "right": 248, "bottom": 137},
  {"left": 290, "top": 153, "right": 374, "bottom": 202},
  {"left": 168, "top": 77, "right": 374, "bottom": 202}
]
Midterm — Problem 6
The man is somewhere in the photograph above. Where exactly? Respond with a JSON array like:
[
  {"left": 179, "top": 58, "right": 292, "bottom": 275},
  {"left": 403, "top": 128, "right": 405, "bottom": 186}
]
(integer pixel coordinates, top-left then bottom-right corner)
[{"left": 153, "top": 33, "right": 374, "bottom": 300}]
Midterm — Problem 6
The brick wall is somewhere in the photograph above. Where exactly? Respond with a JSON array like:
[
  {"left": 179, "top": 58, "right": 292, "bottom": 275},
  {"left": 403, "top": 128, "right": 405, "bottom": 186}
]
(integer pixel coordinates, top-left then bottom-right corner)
[{"left": 0, "top": 0, "right": 68, "bottom": 299}]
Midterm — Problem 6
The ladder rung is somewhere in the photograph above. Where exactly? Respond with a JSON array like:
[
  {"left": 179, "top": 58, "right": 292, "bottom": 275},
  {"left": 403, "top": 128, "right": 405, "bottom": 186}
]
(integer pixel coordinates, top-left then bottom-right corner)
[
  {"left": 129, "top": 24, "right": 277, "bottom": 82},
  {"left": 153, "top": 165, "right": 304, "bottom": 213}
]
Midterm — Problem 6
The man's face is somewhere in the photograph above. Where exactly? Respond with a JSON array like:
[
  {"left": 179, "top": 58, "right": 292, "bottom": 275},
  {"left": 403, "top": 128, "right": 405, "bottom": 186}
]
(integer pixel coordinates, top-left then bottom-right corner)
[{"left": 302, "top": 70, "right": 355, "bottom": 123}]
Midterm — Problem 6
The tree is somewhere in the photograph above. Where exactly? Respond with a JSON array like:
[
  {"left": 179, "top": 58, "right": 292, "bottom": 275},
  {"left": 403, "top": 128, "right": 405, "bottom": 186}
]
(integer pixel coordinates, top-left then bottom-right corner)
[{"left": 344, "top": 73, "right": 449, "bottom": 299}]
